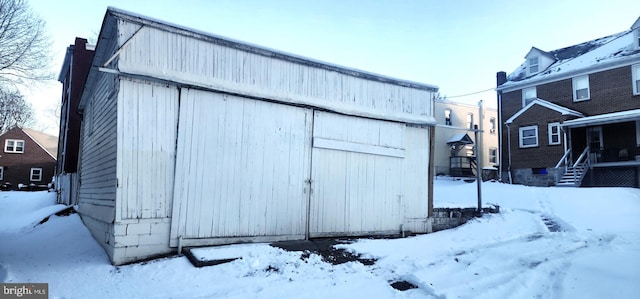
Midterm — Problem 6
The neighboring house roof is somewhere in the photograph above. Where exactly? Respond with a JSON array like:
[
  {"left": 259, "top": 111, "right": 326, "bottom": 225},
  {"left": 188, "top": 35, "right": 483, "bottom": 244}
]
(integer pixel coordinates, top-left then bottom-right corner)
[
  {"left": 498, "top": 22, "right": 640, "bottom": 91},
  {"left": 22, "top": 128, "right": 58, "bottom": 159},
  {"left": 505, "top": 98, "right": 584, "bottom": 124},
  {"left": 447, "top": 133, "right": 474, "bottom": 145},
  {"left": 561, "top": 109, "right": 640, "bottom": 128}
]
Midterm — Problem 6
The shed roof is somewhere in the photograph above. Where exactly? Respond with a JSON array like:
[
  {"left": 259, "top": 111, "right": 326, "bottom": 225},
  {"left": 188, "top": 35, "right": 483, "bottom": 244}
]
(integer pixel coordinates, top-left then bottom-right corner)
[
  {"left": 80, "top": 7, "right": 438, "bottom": 126},
  {"left": 101, "top": 7, "right": 438, "bottom": 92}
]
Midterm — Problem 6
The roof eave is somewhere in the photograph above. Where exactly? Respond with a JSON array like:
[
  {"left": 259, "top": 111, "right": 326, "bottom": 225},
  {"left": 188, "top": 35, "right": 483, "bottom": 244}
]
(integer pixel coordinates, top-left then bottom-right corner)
[{"left": 497, "top": 54, "right": 640, "bottom": 93}]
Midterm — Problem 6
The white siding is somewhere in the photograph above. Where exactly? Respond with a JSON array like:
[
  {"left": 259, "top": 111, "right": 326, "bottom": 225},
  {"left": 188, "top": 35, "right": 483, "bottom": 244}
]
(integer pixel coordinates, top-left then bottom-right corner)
[
  {"left": 117, "top": 79, "right": 179, "bottom": 220},
  {"left": 170, "top": 89, "right": 312, "bottom": 246},
  {"left": 309, "top": 111, "right": 407, "bottom": 236},
  {"left": 115, "top": 22, "right": 433, "bottom": 124},
  {"left": 401, "top": 126, "right": 430, "bottom": 232}
]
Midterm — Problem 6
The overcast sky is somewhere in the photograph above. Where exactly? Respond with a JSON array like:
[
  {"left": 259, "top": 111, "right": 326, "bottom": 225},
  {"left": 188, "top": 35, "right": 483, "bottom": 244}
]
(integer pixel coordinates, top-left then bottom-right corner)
[{"left": 25, "top": 0, "right": 640, "bottom": 134}]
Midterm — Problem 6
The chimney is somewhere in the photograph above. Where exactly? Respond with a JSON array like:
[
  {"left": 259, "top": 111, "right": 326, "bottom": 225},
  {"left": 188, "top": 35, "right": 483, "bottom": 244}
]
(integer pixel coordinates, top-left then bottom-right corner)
[{"left": 496, "top": 71, "right": 507, "bottom": 87}]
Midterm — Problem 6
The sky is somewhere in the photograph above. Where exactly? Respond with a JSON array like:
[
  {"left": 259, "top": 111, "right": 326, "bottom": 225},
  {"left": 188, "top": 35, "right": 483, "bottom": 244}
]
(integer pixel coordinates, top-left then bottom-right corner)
[{"left": 23, "top": 0, "right": 640, "bottom": 135}]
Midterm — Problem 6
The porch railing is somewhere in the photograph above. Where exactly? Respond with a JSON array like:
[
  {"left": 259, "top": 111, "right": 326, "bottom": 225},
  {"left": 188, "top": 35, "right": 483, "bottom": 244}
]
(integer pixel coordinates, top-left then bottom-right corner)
[
  {"left": 554, "top": 147, "right": 573, "bottom": 174},
  {"left": 555, "top": 147, "right": 590, "bottom": 186}
]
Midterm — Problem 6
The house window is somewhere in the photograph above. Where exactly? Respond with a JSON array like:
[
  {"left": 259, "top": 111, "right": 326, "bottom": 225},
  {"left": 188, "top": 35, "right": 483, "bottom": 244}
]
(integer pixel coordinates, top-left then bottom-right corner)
[
  {"left": 0, "top": 166, "right": 3, "bottom": 180},
  {"left": 528, "top": 57, "right": 539, "bottom": 74},
  {"left": 548, "top": 122, "right": 561, "bottom": 145},
  {"left": 4, "top": 139, "right": 25, "bottom": 153},
  {"left": 519, "top": 125, "right": 538, "bottom": 148},
  {"left": 572, "top": 75, "right": 590, "bottom": 101},
  {"left": 489, "top": 117, "right": 496, "bottom": 134},
  {"left": 467, "top": 113, "right": 474, "bottom": 130},
  {"left": 444, "top": 109, "right": 452, "bottom": 126},
  {"left": 632, "top": 64, "right": 640, "bottom": 95},
  {"left": 489, "top": 147, "right": 497, "bottom": 164},
  {"left": 522, "top": 87, "right": 537, "bottom": 107},
  {"left": 30, "top": 168, "right": 42, "bottom": 182}
]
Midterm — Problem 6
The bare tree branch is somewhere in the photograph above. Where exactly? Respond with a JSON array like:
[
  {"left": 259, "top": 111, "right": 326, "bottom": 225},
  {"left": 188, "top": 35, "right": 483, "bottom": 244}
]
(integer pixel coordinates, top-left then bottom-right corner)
[
  {"left": 0, "top": 0, "right": 53, "bottom": 88},
  {"left": 0, "top": 89, "right": 35, "bottom": 133}
]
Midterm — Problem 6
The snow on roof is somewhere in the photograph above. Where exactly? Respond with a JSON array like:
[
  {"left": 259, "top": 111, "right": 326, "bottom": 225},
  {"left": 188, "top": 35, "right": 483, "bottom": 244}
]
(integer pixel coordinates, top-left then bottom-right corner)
[
  {"left": 447, "top": 133, "right": 473, "bottom": 145},
  {"left": 505, "top": 98, "right": 584, "bottom": 124},
  {"left": 498, "top": 27, "right": 640, "bottom": 91},
  {"left": 561, "top": 109, "right": 640, "bottom": 128}
]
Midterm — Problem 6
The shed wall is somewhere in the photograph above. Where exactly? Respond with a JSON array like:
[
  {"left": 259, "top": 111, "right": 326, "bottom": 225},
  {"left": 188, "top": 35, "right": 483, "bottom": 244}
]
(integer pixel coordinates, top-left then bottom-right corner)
[
  {"left": 170, "top": 88, "right": 312, "bottom": 246},
  {"left": 76, "top": 66, "right": 119, "bottom": 256},
  {"left": 117, "top": 78, "right": 178, "bottom": 220},
  {"left": 115, "top": 22, "right": 433, "bottom": 123}
]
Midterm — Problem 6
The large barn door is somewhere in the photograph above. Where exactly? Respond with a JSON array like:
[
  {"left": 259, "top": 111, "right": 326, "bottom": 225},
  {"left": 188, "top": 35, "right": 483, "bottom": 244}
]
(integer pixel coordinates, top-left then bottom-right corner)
[
  {"left": 309, "top": 111, "right": 407, "bottom": 237},
  {"left": 170, "top": 89, "right": 312, "bottom": 247}
]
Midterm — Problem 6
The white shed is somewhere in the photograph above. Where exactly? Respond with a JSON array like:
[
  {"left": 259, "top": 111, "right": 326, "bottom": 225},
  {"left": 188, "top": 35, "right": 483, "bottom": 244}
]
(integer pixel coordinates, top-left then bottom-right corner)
[{"left": 77, "top": 7, "right": 438, "bottom": 265}]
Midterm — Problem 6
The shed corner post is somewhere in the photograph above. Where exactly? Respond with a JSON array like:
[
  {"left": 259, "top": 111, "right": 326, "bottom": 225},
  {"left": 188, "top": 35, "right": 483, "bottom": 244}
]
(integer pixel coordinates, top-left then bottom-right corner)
[{"left": 428, "top": 124, "right": 435, "bottom": 218}]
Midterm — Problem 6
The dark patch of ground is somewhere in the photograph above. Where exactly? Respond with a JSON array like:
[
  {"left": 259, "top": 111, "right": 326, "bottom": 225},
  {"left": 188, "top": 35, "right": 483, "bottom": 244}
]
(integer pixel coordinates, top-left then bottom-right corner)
[
  {"left": 55, "top": 206, "right": 77, "bottom": 216},
  {"left": 390, "top": 280, "right": 418, "bottom": 291},
  {"left": 272, "top": 238, "right": 377, "bottom": 266}
]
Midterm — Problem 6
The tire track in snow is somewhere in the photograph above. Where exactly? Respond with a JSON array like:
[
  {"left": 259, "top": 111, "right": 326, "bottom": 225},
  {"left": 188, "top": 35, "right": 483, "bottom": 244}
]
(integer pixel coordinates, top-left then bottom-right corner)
[{"left": 411, "top": 232, "right": 588, "bottom": 298}]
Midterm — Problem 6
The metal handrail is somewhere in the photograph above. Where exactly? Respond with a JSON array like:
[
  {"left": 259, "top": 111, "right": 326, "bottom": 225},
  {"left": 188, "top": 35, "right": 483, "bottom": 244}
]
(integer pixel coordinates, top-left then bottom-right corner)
[
  {"left": 571, "top": 147, "right": 591, "bottom": 186},
  {"left": 574, "top": 146, "right": 590, "bottom": 166},
  {"left": 555, "top": 148, "right": 572, "bottom": 170},
  {"left": 555, "top": 147, "right": 590, "bottom": 186}
]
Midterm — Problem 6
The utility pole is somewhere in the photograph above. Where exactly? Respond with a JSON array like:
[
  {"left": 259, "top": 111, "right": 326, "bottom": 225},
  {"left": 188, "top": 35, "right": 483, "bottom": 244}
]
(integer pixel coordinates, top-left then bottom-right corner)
[{"left": 475, "top": 100, "right": 484, "bottom": 216}]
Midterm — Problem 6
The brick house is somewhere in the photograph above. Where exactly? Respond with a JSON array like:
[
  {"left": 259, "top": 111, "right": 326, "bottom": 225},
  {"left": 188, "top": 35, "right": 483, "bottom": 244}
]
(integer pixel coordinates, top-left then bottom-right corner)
[
  {"left": 496, "top": 16, "right": 640, "bottom": 187},
  {"left": 0, "top": 127, "right": 57, "bottom": 190},
  {"left": 55, "top": 37, "right": 95, "bottom": 203}
]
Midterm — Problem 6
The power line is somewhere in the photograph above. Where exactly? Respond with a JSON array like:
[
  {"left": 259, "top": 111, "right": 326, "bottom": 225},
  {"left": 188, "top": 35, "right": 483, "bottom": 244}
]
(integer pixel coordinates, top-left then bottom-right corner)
[{"left": 446, "top": 87, "right": 496, "bottom": 98}]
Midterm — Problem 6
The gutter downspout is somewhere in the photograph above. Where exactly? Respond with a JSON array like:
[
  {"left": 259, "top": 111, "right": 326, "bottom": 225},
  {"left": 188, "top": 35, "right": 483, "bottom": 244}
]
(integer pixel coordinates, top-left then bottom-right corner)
[
  {"left": 496, "top": 72, "right": 507, "bottom": 182},
  {"left": 505, "top": 123, "right": 513, "bottom": 184},
  {"left": 497, "top": 92, "right": 503, "bottom": 180}
]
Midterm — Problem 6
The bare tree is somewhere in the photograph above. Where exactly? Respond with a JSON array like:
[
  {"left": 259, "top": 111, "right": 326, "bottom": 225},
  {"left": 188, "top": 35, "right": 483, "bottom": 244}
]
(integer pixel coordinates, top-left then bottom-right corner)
[
  {"left": 0, "top": 89, "right": 34, "bottom": 133},
  {"left": 0, "top": 0, "right": 52, "bottom": 87}
]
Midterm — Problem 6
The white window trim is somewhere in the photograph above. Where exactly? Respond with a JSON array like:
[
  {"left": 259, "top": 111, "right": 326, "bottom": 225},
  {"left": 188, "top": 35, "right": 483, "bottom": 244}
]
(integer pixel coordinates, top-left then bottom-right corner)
[
  {"left": 444, "top": 108, "right": 452, "bottom": 126},
  {"left": 572, "top": 75, "right": 590, "bottom": 101},
  {"left": 489, "top": 117, "right": 496, "bottom": 134},
  {"left": 30, "top": 168, "right": 43, "bottom": 182},
  {"left": 4, "top": 139, "right": 25, "bottom": 153},
  {"left": 632, "top": 64, "right": 640, "bottom": 95},
  {"left": 467, "top": 113, "right": 474, "bottom": 130},
  {"left": 0, "top": 166, "right": 3, "bottom": 180},
  {"left": 519, "top": 125, "right": 539, "bottom": 148},
  {"left": 522, "top": 87, "right": 537, "bottom": 107},
  {"left": 528, "top": 57, "right": 539, "bottom": 75},
  {"left": 489, "top": 147, "right": 498, "bottom": 164},
  {"left": 548, "top": 122, "right": 561, "bottom": 145}
]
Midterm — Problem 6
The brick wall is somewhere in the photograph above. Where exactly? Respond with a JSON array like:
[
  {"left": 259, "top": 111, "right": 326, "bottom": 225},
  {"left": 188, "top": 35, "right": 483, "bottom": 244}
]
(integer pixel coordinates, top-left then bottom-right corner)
[
  {"left": 500, "top": 64, "right": 640, "bottom": 178},
  {"left": 0, "top": 128, "right": 56, "bottom": 189}
]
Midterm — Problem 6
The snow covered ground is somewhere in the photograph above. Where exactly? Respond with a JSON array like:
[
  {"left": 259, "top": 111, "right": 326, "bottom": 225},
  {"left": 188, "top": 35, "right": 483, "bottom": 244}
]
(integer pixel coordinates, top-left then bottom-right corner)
[{"left": 1, "top": 180, "right": 639, "bottom": 298}]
